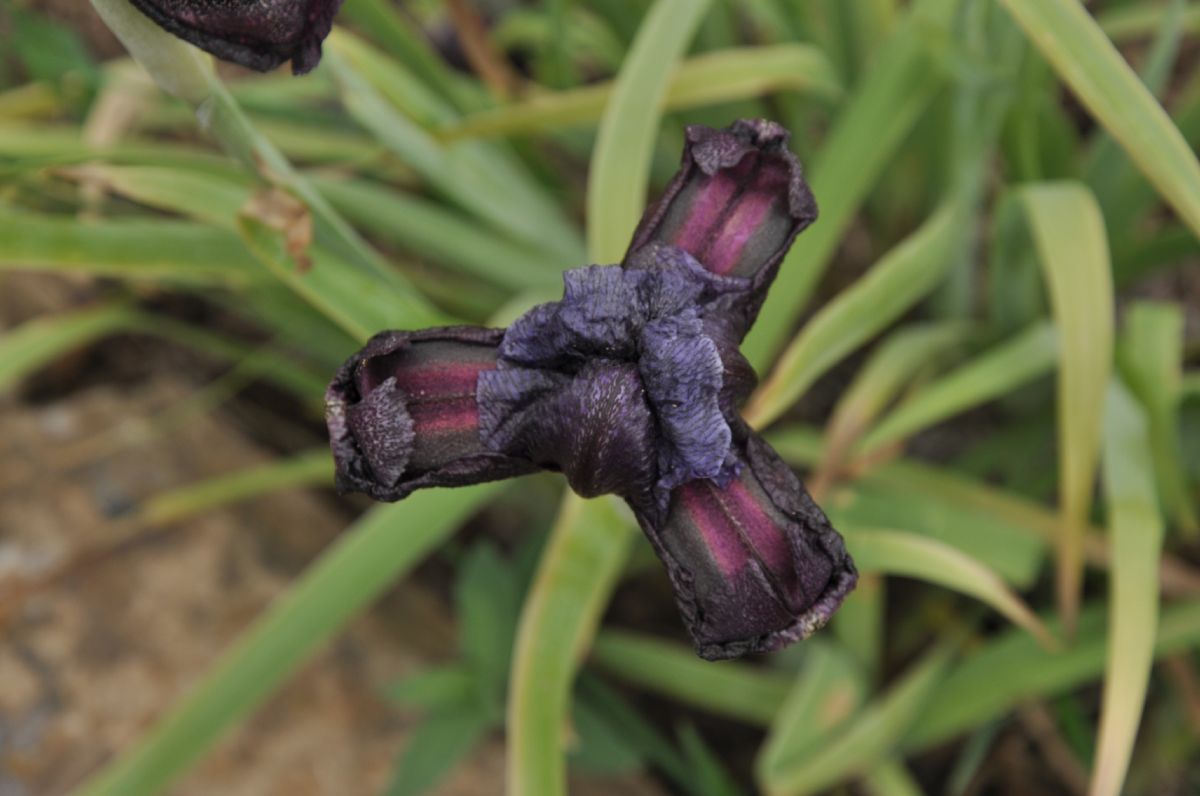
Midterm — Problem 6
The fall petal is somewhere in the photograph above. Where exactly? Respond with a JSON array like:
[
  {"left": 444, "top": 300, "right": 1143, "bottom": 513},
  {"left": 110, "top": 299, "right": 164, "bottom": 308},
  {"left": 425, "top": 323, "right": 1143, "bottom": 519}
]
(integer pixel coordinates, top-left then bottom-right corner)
[
  {"left": 634, "top": 433, "right": 856, "bottom": 660},
  {"left": 129, "top": 0, "right": 344, "bottom": 74},
  {"left": 326, "top": 327, "right": 536, "bottom": 502}
]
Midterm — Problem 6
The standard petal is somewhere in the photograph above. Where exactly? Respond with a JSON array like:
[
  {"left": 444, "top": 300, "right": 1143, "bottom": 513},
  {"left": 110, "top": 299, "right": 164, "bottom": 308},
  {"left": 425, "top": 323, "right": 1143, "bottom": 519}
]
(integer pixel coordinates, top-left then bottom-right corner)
[
  {"left": 326, "top": 327, "right": 536, "bottom": 502},
  {"left": 626, "top": 119, "right": 817, "bottom": 336},
  {"left": 638, "top": 312, "right": 735, "bottom": 502},
  {"left": 634, "top": 433, "right": 856, "bottom": 660},
  {"left": 129, "top": 0, "right": 344, "bottom": 74}
]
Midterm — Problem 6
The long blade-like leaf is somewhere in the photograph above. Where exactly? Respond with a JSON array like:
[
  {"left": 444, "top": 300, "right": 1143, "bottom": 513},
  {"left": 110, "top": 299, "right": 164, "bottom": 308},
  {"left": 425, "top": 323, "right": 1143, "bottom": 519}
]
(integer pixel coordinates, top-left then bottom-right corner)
[
  {"left": 1089, "top": 380, "right": 1164, "bottom": 796},
  {"left": 1000, "top": 0, "right": 1200, "bottom": 242}
]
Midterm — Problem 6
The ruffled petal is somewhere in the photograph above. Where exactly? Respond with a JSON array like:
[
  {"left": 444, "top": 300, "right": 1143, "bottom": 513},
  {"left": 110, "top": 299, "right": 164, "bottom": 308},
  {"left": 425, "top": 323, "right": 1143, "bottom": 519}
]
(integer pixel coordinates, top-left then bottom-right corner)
[
  {"left": 479, "top": 360, "right": 658, "bottom": 506},
  {"left": 633, "top": 433, "right": 856, "bottom": 660},
  {"left": 638, "top": 311, "right": 736, "bottom": 502},
  {"left": 626, "top": 119, "right": 818, "bottom": 337},
  {"left": 326, "top": 327, "right": 537, "bottom": 502},
  {"left": 129, "top": 0, "right": 344, "bottom": 74}
]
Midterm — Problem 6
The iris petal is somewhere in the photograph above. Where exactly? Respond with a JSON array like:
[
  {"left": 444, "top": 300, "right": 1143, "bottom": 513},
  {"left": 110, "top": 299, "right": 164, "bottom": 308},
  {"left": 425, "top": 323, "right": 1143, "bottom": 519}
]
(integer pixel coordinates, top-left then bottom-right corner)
[
  {"left": 626, "top": 119, "right": 818, "bottom": 338},
  {"left": 326, "top": 327, "right": 537, "bottom": 501},
  {"left": 634, "top": 432, "right": 857, "bottom": 660}
]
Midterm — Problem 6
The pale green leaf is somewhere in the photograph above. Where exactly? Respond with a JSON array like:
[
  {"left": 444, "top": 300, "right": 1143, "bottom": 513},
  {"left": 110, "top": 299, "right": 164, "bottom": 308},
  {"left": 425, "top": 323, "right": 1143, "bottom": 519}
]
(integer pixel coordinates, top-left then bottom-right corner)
[
  {"left": 1000, "top": 0, "right": 1200, "bottom": 242},
  {"left": 746, "top": 202, "right": 965, "bottom": 429},
  {"left": 443, "top": 44, "right": 840, "bottom": 141},
  {"left": 1089, "top": 380, "right": 1164, "bottom": 796}
]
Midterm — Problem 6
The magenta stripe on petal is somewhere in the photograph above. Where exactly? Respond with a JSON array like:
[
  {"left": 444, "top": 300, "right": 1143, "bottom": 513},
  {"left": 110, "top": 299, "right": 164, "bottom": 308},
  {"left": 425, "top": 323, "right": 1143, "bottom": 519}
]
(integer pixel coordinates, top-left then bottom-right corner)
[
  {"left": 706, "top": 193, "right": 777, "bottom": 275},
  {"left": 672, "top": 172, "right": 739, "bottom": 256},
  {"left": 679, "top": 480, "right": 749, "bottom": 578},
  {"left": 408, "top": 398, "right": 479, "bottom": 434},
  {"left": 725, "top": 478, "right": 792, "bottom": 575},
  {"left": 394, "top": 362, "right": 490, "bottom": 398}
]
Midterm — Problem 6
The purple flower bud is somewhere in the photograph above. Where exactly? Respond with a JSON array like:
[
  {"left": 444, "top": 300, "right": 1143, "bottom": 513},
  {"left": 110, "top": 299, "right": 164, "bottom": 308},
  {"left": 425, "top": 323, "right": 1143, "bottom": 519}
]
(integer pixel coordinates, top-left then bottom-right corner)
[
  {"left": 129, "top": 0, "right": 345, "bottom": 74},
  {"left": 324, "top": 120, "right": 854, "bottom": 660},
  {"left": 626, "top": 119, "right": 818, "bottom": 338},
  {"left": 635, "top": 433, "right": 856, "bottom": 660},
  {"left": 326, "top": 327, "right": 537, "bottom": 502}
]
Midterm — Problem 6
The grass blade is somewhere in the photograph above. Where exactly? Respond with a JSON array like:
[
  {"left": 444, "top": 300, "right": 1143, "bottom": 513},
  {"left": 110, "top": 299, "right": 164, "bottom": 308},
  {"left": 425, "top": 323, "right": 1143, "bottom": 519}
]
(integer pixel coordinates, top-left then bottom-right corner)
[
  {"left": 0, "top": 211, "right": 260, "bottom": 286},
  {"left": 311, "top": 175, "right": 563, "bottom": 291},
  {"left": 759, "top": 646, "right": 953, "bottom": 796},
  {"left": 741, "top": 0, "right": 957, "bottom": 368},
  {"left": 443, "top": 44, "right": 840, "bottom": 141},
  {"left": 135, "top": 450, "right": 333, "bottom": 526},
  {"left": 0, "top": 304, "right": 140, "bottom": 391},
  {"left": 590, "top": 629, "right": 792, "bottom": 725},
  {"left": 905, "top": 598, "right": 1200, "bottom": 751},
  {"left": 844, "top": 527, "right": 1055, "bottom": 648},
  {"left": 506, "top": 496, "right": 636, "bottom": 796},
  {"left": 74, "top": 482, "right": 504, "bottom": 796},
  {"left": 1015, "top": 183, "right": 1114, "bottom": 635},
  {"left": 1118, "top": 301, "right": 1197, "bottom": 534},
  {"left": 999, "top": 0, "right": 1200, "bottom": 242},
  {"left": 1089, "top": 380, "right": 1164, "bottom": 796},
  {"left": 757, "top": 643, "right": 866, "bottom": 780},
  {"left": 745, "top": 202, "right": 964, "bottom": 429},
  {"left": 585, "top": 0, "right": 713, "bottom": 262},
  {"left": 811, "top": 322, "right": 970, "bottom": 493},
  {"left": 90, "top": 0, "right": 443, "bottom": 326},
  {"left": 325, "top": 31, "right": 585, "bottom": 265},
  {"left": 859, "top": 323, "right": 1058, "bottom": 454}
]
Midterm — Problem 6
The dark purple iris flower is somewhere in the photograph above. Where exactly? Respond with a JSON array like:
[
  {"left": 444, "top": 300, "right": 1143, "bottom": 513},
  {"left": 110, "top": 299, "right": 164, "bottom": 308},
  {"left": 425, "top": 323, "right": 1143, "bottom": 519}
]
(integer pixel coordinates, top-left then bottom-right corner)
[
  {"left": 326, "top": 120, "right": 857, "bottom": 660},
  {"left": 129, "top": 0, "right": 344, "bottom": 74}
]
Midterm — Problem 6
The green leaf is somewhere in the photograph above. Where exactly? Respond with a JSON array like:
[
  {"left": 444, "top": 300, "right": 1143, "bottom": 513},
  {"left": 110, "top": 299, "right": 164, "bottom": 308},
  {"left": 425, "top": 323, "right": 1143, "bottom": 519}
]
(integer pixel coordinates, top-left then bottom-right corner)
[
  {"left": 57, "top": 163, "right": 254, "bottom": 229},
  {"left": 135, "top": 450, "right": 332, "bottom": 526},
  {"left": 859, "top": 323, "right": 1058, "bottom": 454},
  {"left": 676, "top": 724, "right": 742, "bottom": 796},
  {"left": 443, "top": 44, "right": 840, "bottom": 141},
  {"left": 1013, "top": 183, "right": 1114, "bottom": 633},
  {"left": 746, "top": 201, "right": 965, "bottom": 429},
  {"left": 385, "top": 665, "right": 479, "bottom": 711},
  {"left": 1089, "top": 380, "right": 1164, "bottom": 796},
  {"left": 999, "top": 0, "right": 1200, "bottom": 243},
  {"left": 757, "top": 643, "right": 866, "bottom": 780},
  {"left": 74, "top": 482, "right": 504, "bottom": 796},
  {"left": 813, "top": 322, "right": 971, "bottom": 485},
  {"left": 325, "top": 31, "right": 585, "bottom": 266},
  {"left": 758, "top": 646, "right": 953, "bottom": 796},
  {"left": 862, "top": 760, "right": 928, "bottom": 796},
  {"left": 574, "top": 673, "right": 695, "bottom": 792},
  {"left": 905, "top": 599, "right": 1200, "bottom": 751},
  {"left": 585, "top": 0, "right": 713, "bottom": 262},
  {"left": 457, "top": 541, "right": 522, "bottom": 694},
  {"left": 827, "top": 484, "right": 1045, "bottom": 589},
  {"left": 0, "top": 304, "right": 139, "bottom": 392},
  {"left": 590, "top": 629, "right": 791, "bottom": 725},
  {"left": 237, "top": 217, "right": 433, "bottom": 342},
  {"left": 312, "top": 175, "right": 562, "bottom": 291},
  {"left": 843, "top": 527, "right": 1055, "bottom": 648},
  {"left": 506, "top": 496, "right": 636, "bottom": 796},
  {"left": 741, "top": 0, "right": 958, "bottom": 368},
  {"left": 0, "top": 212, "right": 260, "bottom": 287},
  {"left": 1118, "top": 301, "right": 1197, "bottom": 534},
  {"left": 91, "top": 0, "right": 438, "bottom": 320},
  {"left": 568, "top": 694, "right": 645, "bottom": 776},
  {"left": 385, "top": 705, "right": 494, "bottom": 796}
]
